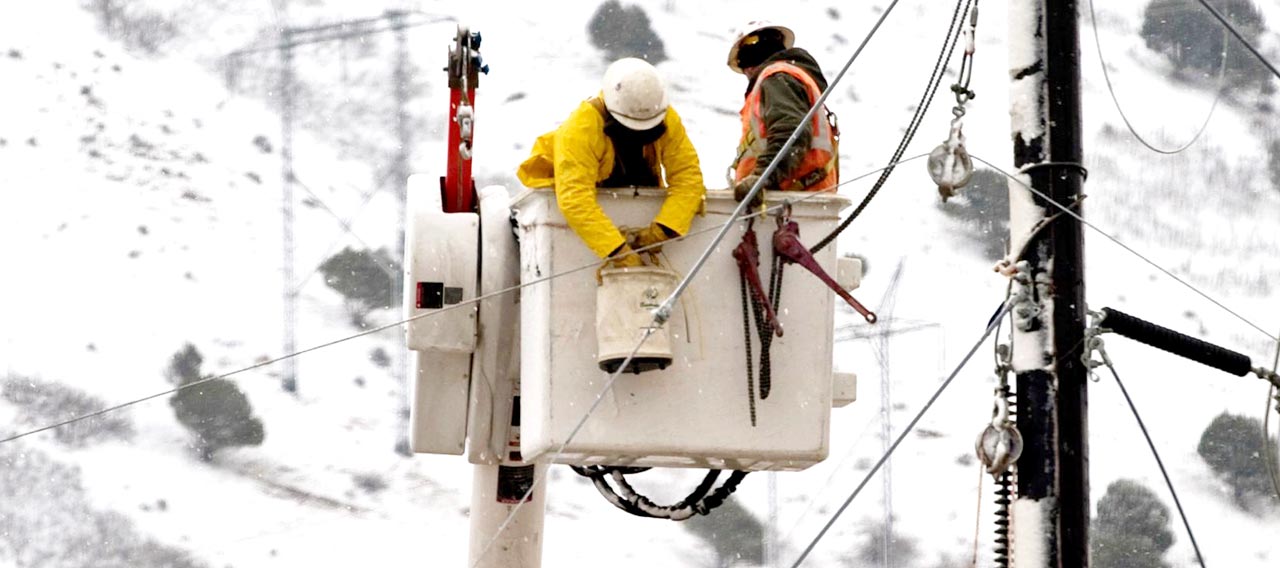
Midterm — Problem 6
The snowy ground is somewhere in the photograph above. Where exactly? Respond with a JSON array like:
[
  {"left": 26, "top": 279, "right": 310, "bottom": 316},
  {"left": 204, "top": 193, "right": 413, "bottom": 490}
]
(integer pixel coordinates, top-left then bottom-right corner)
[{"left": 1, "top": 1, "right": 1278, "bottom": 567}]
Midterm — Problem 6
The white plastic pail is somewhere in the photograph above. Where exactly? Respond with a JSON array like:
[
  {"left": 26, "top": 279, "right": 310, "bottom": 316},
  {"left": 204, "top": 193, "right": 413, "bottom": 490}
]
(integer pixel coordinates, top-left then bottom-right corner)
[{"left": 595, "top": 266, "right": 679, "bottom": 374}]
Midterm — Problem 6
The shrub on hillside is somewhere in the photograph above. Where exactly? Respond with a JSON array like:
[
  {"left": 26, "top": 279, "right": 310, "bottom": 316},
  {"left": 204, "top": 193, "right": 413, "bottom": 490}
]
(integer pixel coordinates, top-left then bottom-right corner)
[
  {"left": 588, "top": 0, "right": 667, "bottom": 64},
  {"left": 166, "top": 345, "right": 265, "bottom": 461},
  {"left": 2, "top": 374, "right": 134, "bottom": 447},
  {"left": 0, "top": 442, "right": 208, "bottom": 567},
  {"left": 851, "top": 522, "right": 920, "bottom": 567},
  {"left": 1092, "top": 479, "right": 1173, "bottom": 568},
  {"left": 936, "top": 168, "right": 1009, "bottom": 260},
  {"left": 319, "top": 246, "right": 400, "bottom": 327},
  {"left": 84, "top": 0, "right": 180, "bottom": 55},
  {"left": 1140, "top": 0, "right": 1271, "bottom": 90},
  {"left": 1267, "top": 138, "right": 1280, "bottom": 194},
  {"left": 683, "top": 497, "right": 763, "bottom": 567},
  {"left": 1197, "top": 411, "right": 1279, "bottom": 509},
  {"left": 165, "top": 342, "right": 203, "bottom": 385}
]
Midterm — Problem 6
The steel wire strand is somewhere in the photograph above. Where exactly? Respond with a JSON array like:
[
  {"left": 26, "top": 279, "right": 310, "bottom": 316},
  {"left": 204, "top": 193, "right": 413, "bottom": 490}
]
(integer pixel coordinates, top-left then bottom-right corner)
[
  {"left": 1194, "top": 0, "right": 1280, "bottom": 81},
  {"left": 970, "top": 153, "right": 1278, "bottom": 343},
  {"left": 1264, "top": 332, "right": 1280, "bottom": 499},
  {"left": 471, "top": 9, "right": 930, "bottom": 544},
  {"left": 464, "top": 36, "right": 936, "bottom": 550},
  {"left": 475, "top": 0, "right": 938, "bottom": 545},
  {"left": 468, "top": 327, "right": 656, "bottom": 568},
  {"left": 787, "top": 300, "right": 1012, "bottom": 568},
  {"left": 1087, "top": 0, "right": 1226, "bottom": 155},
  {"left": 656, "top": 0, "right": 909, "bottom": 323},
  {"left": 0, "top": 154, "right": 926, "bottom": 447},
  {"left": 1100, "top": 357, "right": 1208, "bottom": 568},
  {"left": 809, "top": 0, "right": 973, "bottom": 254}
]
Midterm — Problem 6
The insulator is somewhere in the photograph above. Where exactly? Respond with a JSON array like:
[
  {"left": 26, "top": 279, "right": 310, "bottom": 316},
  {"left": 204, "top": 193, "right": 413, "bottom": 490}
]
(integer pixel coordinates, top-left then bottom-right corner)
[{"left": 1100, "top": 307, "right": 1253, "bottom": 376}]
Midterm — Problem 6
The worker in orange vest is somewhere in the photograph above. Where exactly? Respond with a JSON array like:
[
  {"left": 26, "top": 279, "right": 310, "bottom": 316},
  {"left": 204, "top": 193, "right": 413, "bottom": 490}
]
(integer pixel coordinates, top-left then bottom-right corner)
[{"left": 728, "top": 22, "right": 838, "bottom": 207}]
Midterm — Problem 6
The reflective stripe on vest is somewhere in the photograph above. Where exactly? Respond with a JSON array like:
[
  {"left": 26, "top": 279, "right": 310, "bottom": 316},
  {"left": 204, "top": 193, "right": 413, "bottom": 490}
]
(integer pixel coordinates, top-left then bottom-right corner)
[{"left": 733, "top": 62, "right": 838, "bottom": 191}]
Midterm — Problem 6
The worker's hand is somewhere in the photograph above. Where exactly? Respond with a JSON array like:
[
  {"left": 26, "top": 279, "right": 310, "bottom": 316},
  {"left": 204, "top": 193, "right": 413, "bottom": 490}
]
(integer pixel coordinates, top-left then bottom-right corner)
[
  {"left": 606, "top": 244, "right": 645, "bottom": 269},
  {"left": 631, "top": 223, "right": 676, "bottom": 254},
  {"left": 733, "top": 173, "right": 765, "bottom": 209}
]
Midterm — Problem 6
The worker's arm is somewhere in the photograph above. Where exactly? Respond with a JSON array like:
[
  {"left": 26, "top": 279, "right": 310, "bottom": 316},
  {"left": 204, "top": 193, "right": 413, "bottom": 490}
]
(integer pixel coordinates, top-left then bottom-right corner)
[
  {"left": 755, "top": 73, "right": 812, "bottom": 183},
  {"left": 652, "top": 107, "right": 705, "bottom": 236},
  {"left": 553, "top": 107, "right": 627, "bottom": 258}
]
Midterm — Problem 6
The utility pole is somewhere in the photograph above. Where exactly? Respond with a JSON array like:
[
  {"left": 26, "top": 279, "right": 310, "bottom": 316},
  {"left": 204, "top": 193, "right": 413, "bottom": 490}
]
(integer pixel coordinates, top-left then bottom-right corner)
[
  {"left": 280, "top": 27, "right": 298, "bottom": 394},
  {"left": 1007, "top": 0, "right": 1089, "bottom": 566}
]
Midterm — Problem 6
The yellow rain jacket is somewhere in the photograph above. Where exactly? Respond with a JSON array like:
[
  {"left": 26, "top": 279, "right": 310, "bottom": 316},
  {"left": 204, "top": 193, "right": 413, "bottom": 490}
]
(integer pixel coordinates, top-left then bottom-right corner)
[{"left": 516, "top": 98, "right": 705, "bottom": 258}]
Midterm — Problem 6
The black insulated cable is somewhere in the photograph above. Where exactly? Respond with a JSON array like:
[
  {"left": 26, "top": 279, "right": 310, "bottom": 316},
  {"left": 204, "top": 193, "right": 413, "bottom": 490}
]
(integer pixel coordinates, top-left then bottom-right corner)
[{"left": 1099, "top": 307, "right": 1253, "bottom": 376}]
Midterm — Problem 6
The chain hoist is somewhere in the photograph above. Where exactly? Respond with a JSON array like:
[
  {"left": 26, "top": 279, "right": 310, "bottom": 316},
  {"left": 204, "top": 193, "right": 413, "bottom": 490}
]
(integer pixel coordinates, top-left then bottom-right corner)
[{"left": 927, "top": 1, "right": 979, "bottom": 201}]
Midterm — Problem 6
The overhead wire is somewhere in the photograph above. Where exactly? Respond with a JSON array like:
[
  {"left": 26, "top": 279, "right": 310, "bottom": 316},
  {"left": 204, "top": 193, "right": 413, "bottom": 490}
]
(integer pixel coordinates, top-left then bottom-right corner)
[
  {"left": 1094, "top": 351, "right": 1207, "bottom": 568},
  {"left": 0, "top": 152, "right": 926, "bottom": 448},
  {"left": 289, "top": 172, "right": 394, "bottom": 295},
  {"left": 809, "top": 0, "right": 974, "bottom": 254},
  {"left": 1264, "top": 331, "right": 1280, "bottom": 500},
  {"left": 1086, "top": 0, "right": 1226, "bottom": 154},
  {"left": 148, "top": 155, "right": 935, "bottom": 554},
  {"left": 476, "top": 0, "right": 922, "bottom": 547},
  {"left": 787, "top": 300, "right": 1012, "bottom": 568},
  {"left": 970, "top": 154, "right": 1278, "bottom": 343},
  {"left": 654, "top": 0, "right": 909, "bottom": 326},
  {"left": 468, "top": 327, "right": 659, "bottom": 568},
  {"left": 1194, "top": 0, "right": 1280, "bottom": 81}
]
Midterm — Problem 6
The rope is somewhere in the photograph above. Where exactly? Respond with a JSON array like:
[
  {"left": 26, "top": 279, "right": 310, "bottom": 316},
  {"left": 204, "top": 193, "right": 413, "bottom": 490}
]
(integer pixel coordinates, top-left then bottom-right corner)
[
  {"left": 1091, "top": 343, "right": 1208, "bottom": 568},
  {"left": 1086, "top": 0, "right": 1225, "bottom": 155},
  {"left": 787, "top": 300, "right": 1012, "bottom": 568},
  {"left": 970, "top": 154, "right": 1278, "bottom": 343},
  {"left": 809, "top": 0, "right": 974, "bottom": 254}
]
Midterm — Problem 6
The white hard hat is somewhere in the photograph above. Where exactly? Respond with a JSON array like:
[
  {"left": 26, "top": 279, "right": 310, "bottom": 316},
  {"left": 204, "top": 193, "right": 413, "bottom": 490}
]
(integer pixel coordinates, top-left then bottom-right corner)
[
  {"left": 726, "top": 20, "right": 795, "bottom": 74},
  {"left": 601, "top": 58, "right": 669, "bottom": 131}
]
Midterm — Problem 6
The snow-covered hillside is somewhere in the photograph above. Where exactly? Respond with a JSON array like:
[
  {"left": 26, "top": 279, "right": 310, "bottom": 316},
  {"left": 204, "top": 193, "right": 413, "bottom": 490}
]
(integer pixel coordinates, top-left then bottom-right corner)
[{"left": 1, "top": 1, "right": 1278, "bottom": 567}]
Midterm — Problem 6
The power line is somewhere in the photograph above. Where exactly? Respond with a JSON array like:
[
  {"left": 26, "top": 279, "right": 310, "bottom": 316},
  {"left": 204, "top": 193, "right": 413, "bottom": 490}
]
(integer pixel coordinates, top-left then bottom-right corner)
[
  {"left": 1086, "top": 0, "right": 1225, "bottom": 155},
  {"left": 0, "top": 152, "right": 926, "bottom": 447},
  {"left": 226, "top": 15, "right": 453, "bottom": 58},
  {"left": 787, "top": 300, "right": 1012, "bottom": 568},
  {"left": 1094, "top": 350, "right": 1207, "bottom": 568},
  {"left": 655, "top": 0, "right": 910, "bottom": 328},
  {"left": 809, "top": 0, "right": 973, "bottom": 254},
  {"left": 468, "top": 328, "right": 657, "bottom": 568},
  {"left": 1194, "top": 0, "right": 1280, "bottom": 81},
  {"left": 289, "top": 178, "right": 386, "bottom": 295},
  {"left": 971, "top": 154, "right": 1278, "bottom": 343}
]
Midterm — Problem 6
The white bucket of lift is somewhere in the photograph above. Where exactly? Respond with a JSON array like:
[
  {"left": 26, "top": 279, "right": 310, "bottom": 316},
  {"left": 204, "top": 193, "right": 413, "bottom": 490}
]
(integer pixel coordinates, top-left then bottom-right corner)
[{"left": 595, "top": 266, "right": 679, "bottom": 374}]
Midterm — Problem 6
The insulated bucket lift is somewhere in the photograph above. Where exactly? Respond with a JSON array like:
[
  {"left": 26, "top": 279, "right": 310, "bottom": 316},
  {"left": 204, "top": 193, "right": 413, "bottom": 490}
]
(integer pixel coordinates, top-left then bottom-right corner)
[{"left": 402, "top": 25, "right": 865, "bottom": 568}]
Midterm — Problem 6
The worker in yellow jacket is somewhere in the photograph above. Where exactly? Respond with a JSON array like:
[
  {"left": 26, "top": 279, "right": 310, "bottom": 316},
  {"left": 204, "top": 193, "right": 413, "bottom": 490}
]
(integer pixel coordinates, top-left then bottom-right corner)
[{"left": 516, "top": 58, "right": 705, "bottom": 268}]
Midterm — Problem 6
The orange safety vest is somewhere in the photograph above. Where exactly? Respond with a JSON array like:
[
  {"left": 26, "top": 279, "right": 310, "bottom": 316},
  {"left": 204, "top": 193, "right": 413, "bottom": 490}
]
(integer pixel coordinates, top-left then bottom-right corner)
[{"left": 733, "top": 62, "right": 839, "bottom": 191}]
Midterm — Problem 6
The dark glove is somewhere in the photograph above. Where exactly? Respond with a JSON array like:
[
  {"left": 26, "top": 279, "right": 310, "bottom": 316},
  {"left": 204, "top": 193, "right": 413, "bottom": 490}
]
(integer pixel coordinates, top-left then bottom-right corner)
[{"left": 733, "top": 173, "right": 765, "bottom": 209}]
